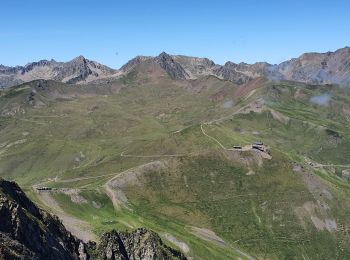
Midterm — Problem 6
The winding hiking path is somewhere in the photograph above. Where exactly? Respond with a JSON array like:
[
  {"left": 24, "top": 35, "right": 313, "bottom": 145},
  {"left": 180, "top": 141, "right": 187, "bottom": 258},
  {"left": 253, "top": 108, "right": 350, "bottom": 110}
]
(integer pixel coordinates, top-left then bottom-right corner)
[
  {"left": 200, "top": 123, "right": 272, "bottom": 159},
  {"left": 120, "top": 151, "right": 186, "bottom": 158},
  {"left": 200, "top": 124, "right": 227, "bottom": 150},
  {"left": 312, "top": 164, "right": 350, "bottom": 168},
  {"left": 191, "top": 227, "right": 255, "bottom": 260}
]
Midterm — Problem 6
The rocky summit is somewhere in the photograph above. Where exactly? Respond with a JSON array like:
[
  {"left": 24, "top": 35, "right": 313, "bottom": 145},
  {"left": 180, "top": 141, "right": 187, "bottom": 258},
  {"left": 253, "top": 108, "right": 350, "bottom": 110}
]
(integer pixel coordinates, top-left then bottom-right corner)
[
  {"left": 98, "top": 229, "right": 186, "bottom": 260},
  {"left": 1, "top": 47, "right": 350, "bottom": 88},
  {"left": 0, "top": 56, "right": 117, "bottom": 88},
  {"left": 0, "top": 178, "right": 185, "bottom": 260}
]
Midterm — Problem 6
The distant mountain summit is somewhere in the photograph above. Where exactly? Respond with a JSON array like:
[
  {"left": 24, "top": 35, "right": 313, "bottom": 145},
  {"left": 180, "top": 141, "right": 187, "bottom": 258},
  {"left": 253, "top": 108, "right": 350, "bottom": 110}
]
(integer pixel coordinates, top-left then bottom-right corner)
[
  {"left": 0, "top": 56, "right": 117, "bottom": 88},
  {"left": 1, "top": 47, "right": 350, "bottom": 88},
  {"left": 273, "top": 46, "right": 350, "bottom": 85}
]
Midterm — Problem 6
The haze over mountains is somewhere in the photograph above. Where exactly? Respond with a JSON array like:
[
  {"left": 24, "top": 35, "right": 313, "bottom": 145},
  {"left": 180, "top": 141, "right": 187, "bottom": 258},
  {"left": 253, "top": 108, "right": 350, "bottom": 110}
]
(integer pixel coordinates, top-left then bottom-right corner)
[{"left": 1, "top": 47, "right": 350, "bottom": 88}]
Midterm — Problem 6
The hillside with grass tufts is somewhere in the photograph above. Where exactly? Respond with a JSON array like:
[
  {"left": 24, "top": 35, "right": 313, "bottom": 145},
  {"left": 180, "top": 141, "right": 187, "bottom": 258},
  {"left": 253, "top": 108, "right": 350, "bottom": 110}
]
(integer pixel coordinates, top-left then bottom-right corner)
[{"left": 1, "top": 59, "right": 350, "bottom": 259}]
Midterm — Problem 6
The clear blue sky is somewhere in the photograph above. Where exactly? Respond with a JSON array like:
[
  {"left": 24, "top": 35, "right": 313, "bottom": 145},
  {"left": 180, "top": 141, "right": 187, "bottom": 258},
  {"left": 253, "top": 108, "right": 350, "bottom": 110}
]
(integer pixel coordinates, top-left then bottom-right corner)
[{"left": 1, "top": 0, "right": 349, "bottom": 68}]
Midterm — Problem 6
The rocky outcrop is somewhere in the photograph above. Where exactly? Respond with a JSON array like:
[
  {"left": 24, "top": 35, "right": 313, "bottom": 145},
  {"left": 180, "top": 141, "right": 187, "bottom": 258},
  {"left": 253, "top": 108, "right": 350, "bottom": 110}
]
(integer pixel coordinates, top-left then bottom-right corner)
[
  {"left": 212, "top": 62, "right": 252, "bottom": 84},
  {"left": 154, "top": 52, "right": 189, "bottom": 80},
  {"left": 0, "top": 178, "right": 186, "bottom": 259},
  {"left": 120, "top": 47, "right": 350, "bottom": 86},
  {"left": 98, "top": 228, "right": 186, "bottom": 260},
  {"left": 0, "top": 178, "right": 89, "bottom": 260},
  {"left": 0, "top": 56, "right": 117, "bottom": 88},
  {"left": 120, "top": 52, "right": 189, "bottom": 80},
  {"left": 172, "top": 55, "right": 217, "bottom": 78},
  {"left": 118, "top": 52, "right": 265, "bottom": 84},
  {"left": 272, "top": 46, "right": 350, "bottom": 86},
  {"left": 3, "top": 47, "right": 350, "bottom": 88},
  {"left": 120, "top": 56, "right": 152, "bottom": 73}
]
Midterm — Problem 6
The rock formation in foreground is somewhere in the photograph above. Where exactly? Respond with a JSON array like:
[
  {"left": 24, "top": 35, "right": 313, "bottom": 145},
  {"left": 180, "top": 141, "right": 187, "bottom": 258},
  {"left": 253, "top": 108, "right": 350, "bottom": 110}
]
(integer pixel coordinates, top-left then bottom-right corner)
[
  {"left": 0, "top": 178, "right": 186, "bottom": 260},
  {"left": 97, "top": 228, "right": 186, "bottom": 260}
]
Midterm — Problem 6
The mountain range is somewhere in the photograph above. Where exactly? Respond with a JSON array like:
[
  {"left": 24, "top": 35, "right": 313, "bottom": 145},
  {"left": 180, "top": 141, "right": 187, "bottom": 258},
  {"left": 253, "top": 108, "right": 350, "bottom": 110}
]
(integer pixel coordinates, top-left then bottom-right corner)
[
  {"left": 2, "top": 46, "right": 350, "bottom": 259},
  {"left": 1, "top": 47, "right": 350, "bottom": 88}
]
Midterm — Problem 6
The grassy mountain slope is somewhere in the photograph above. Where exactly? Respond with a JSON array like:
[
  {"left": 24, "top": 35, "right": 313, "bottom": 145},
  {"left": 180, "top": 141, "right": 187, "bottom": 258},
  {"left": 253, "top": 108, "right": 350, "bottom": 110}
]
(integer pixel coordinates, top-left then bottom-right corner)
[{"left": 1, "top": 69, "right": 350, "bottom": 259}]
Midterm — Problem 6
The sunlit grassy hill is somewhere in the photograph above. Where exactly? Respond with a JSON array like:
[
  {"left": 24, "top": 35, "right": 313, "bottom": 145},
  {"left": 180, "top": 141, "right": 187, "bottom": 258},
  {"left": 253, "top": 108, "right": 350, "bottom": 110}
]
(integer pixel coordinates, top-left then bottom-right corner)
[{"left": 1, "top": 68, "right": 350, "bottom": 259}]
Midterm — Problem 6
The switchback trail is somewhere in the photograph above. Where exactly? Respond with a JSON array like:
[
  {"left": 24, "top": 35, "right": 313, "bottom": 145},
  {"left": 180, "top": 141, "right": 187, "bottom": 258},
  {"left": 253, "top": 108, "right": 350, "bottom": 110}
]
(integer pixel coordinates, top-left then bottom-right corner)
[{"left": 120, "top": 151, "right": 186, "bottom": 158}]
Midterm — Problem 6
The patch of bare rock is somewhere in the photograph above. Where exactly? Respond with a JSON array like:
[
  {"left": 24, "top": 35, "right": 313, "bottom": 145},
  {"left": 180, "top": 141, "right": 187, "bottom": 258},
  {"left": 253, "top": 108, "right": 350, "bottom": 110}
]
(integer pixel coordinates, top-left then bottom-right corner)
[{"left": 0, "top": 178, "right": 186, "bottom": 260}]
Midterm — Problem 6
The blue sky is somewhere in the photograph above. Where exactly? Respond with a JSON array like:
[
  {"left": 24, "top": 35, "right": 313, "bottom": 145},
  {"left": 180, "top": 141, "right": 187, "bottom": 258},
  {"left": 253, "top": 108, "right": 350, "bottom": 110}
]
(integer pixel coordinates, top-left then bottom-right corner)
[{"left": 1, "top": 0, "right": 349, "bottom": 68}]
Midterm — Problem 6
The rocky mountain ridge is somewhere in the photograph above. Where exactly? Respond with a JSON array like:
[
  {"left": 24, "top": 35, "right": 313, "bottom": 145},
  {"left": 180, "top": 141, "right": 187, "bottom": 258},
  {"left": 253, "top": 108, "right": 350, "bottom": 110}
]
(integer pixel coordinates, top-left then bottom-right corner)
[
  {"left": 0, "top": 56, "right": 117, "bottom": 88},
  {"left": 1, "top": 47, "right": 350, "bottom": 87},
  {"left": 0, "top": 178, "right": 185, "bottom": 260},
  {"left": 0, "top": 178, "right": 89, "bottom": 259},
  {"left": 97, "top": 229, "right": 186, "bottom": 260}
]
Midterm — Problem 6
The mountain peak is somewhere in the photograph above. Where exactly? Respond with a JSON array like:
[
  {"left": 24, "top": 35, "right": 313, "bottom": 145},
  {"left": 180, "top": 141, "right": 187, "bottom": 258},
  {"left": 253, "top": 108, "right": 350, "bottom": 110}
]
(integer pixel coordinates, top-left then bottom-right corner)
[
  {"left": 71, "top": 55, "right": 87, "bottom": 63},
  {"left": 119, "top": 55, "right": 151, "bottom": 72},
  {"left": 120, "top": 52, "right": 189, "bottom": 80},
  {"left": 1, "top": 46, "right": 350, "bottom": 88},
  {"left": 0, "top": 56, "right": 116, "bottom": 88},
  {"left": 155, "top": 52, "right": 189, "bottom": 80},
  {"left": 157, "top": 51, "right": 172, "bottom": 58}
]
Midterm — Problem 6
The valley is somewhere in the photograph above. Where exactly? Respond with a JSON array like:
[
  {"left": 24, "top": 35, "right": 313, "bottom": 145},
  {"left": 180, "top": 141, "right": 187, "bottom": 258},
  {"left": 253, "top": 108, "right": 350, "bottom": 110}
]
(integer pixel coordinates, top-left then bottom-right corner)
[
  {"left": 1, "top": 53, "right": 350, "bottom": 259},
  {"left": 2, "top": 1, "right": 350, "bottom": 258}
]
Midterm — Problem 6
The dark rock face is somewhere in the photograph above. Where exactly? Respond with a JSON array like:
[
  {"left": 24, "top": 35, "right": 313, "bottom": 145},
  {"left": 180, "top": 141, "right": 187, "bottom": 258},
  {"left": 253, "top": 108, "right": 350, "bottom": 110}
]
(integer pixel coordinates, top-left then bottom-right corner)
[
  {"left": 98, "top": 228, "right": 187, "bottom": 260},
  {"left": 120, "top": 52, "right": 190, "bottom": 80},
  {"left": 154, "top": 52, "right": 189, "bottom": 80},
  {"left": 97, "top": 231, "right": 129, "bottom": 260},
  {"left": 21, "top": 60, "right": 56, "bottom": 74},
  {"left": 0, "top": 178, "right": 89, "bottom": 260},
  {"left": 0, "top": 178, "right": 186, "bottom": 260},
  {"left": 212, "top": 62, "right": 252, "bottom": 84}
]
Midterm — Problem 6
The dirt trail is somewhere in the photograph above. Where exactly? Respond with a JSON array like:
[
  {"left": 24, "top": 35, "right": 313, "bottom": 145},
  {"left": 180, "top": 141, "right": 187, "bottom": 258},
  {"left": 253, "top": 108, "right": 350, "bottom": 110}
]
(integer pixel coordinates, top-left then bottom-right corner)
[
  {"left": 200, "top": 124, "right": 272, "bottom": 159},
  {"left": 35, "top": 190, "right": 97, "bottom": 242},
  {"left": 33, "top": 171, "right": 123, "bottom": 186},
  {"left": 200, "top": 124, "right": 227, "bottom": 150},
  {"left": 105, "top": 161, "right": 165, "bottom": 209},
  {"left": 312, "top": 164, "right": 350, "bottom": 168},
  {"left": 205, "top": 99, "right": 264, "bottom": 125},
  {"left": 304, "top": 157, "right": 350, "bottom": 169},
  {"left": 191, "top": 227, "right": 255, "bottom": 260},
  {"left": 121, "top": 98, "right": 272, "bottom": 160},
  {"left": 191, "top": 227, "right": 227, "bottom": 247},
  {"left": 56, "top": 172, "right": 118, "bottom": 183},
  {"left": 120, "top": 151, "right": 186, "bottom": 158}
]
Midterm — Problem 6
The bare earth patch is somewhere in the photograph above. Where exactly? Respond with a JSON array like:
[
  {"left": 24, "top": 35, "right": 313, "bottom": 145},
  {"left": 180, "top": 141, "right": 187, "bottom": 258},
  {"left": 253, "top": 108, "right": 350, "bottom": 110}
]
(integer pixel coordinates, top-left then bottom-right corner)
[
  {"left": 163, "top": 233, "right": 190, "bottom": 254},
  {"left": 59, "top": 188, "right": 88, "bottom": 204},
  {"left": 190, "top": 227, "right": 255, "bottom": 260},
  {"left": 105, "top": 161, "right": 166, "bottom": 209},
  {"left": 295, "top": 201, "right": 337, "bottom": 232},
  {"left": 294, "top": 167, "right": 337, "bottom": 232},
  {"left": 190, "top": 227, "right": 226, "bottom": 247},
  {"left": 35, "top": 190, "right": 97, "bottom": 242}
]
